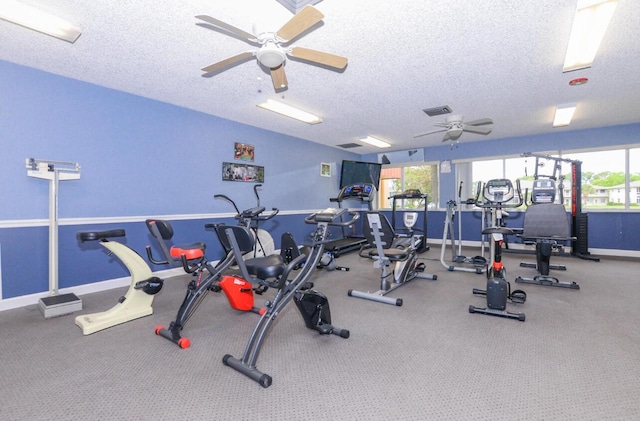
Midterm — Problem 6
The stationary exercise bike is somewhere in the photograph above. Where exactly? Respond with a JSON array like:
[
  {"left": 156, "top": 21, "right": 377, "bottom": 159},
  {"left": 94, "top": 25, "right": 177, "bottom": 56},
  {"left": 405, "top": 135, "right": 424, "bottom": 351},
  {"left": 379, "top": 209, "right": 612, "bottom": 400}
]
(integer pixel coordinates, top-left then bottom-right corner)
[
  {"left": 469, "top": 179, "right": 527, "bottom": 321},
  {"left": 349, "top": 211, "right": 437, "bottom": 306},
  {"left": 222, "top": 208, "right": 354, "bottom": 388},
  {"left": 74, "top": 229, "right": 164, "bottom": 335},
  {"left": 214, "top": 184, "right": 278, "bottom": 258},
  {"left": 145, "top": 219, "right": 270, "bottom": 349}
]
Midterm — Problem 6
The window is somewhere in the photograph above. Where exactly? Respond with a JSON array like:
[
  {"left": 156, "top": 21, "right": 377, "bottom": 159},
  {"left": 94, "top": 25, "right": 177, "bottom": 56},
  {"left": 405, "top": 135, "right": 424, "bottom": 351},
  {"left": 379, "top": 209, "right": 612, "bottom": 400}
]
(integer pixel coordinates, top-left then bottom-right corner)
[
  {"left": 466, "top": 146, "right": 640, "bottom": 211},
  {"left": 379, "top": 164, "right": 439, "bottom": 209}
]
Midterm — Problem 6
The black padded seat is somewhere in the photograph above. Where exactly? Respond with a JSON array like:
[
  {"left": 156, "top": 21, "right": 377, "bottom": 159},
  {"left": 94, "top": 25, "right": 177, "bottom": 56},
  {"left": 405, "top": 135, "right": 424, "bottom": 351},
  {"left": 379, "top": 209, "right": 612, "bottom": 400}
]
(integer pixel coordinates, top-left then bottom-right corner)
[
  {"left": 245, "top": 254, "right": 286, "bottom": 280},
  {"left": 77, "top": 229, "right": 126, "bottom": 242},
  {"left": 215, "top": 224, "right": 286, "bottom": 282},
  {"left": 521, "top": 203, "right": 570, "bottom": 240}
]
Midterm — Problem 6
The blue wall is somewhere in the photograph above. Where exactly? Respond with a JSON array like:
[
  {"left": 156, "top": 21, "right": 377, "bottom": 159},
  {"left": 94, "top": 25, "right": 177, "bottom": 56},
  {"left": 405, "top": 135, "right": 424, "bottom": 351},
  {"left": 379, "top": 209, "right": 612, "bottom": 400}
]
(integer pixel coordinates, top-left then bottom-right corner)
[
  {"left": 0, "top": 60, "right": 358, "bottom": 299},
  {"left": 1, "top": 59, "right": 639, "bottom": 301}
]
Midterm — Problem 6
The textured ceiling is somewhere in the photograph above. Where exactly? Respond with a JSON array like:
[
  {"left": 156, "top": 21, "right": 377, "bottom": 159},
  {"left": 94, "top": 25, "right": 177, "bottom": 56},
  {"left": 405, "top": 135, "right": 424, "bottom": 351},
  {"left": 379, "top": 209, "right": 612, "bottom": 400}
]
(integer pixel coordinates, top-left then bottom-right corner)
[{"left": 1, "top": 0, "right": 638, "bottom": 155}]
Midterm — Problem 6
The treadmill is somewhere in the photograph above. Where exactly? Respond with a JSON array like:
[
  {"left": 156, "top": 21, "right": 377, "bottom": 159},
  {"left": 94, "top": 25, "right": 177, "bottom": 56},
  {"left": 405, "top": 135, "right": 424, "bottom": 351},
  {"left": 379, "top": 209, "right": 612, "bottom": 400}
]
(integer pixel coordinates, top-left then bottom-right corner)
[
  {"left": 389, "top": 189, "right": 430, "bottom": 253},
  {"left": 325, "top": 183, "right": 375, "bottom": 257}
]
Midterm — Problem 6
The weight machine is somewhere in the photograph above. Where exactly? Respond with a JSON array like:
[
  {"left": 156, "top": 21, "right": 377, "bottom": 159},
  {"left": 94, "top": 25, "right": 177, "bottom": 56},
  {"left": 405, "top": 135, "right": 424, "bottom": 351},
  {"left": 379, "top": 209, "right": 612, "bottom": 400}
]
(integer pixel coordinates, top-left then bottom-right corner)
[{"left": 521, "top": 152, "right": 599, "bottom": 262}]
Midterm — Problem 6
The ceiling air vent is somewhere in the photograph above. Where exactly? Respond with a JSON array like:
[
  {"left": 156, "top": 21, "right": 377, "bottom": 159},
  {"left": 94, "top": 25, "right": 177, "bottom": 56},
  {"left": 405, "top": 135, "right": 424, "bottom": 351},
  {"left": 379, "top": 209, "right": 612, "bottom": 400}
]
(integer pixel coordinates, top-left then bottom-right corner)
[
  {"left": 336, "top": 143, "right": 362, "bottom": 149},
  {"left": 422, "top": 105, "right": 452, "bottom": 117},
  {"left": 276, "top": 0, "right": 323, "bottom": 13}
]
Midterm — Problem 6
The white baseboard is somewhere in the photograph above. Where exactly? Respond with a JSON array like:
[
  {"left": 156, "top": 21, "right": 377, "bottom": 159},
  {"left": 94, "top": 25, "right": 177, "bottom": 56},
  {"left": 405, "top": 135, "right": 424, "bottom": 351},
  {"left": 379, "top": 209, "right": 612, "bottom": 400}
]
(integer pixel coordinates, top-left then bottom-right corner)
[{"left": 0, "top": 267, "right": 184, "bottom": 313}]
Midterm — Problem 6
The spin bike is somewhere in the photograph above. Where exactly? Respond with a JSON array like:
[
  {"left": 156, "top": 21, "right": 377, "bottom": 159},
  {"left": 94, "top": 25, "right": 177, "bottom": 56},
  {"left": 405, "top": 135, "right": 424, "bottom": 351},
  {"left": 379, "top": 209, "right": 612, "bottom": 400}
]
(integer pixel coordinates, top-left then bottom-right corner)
[
  {"left": 222, "top": 208, "right": 355, "bottom": 388},
  {"left": 74, "top": 229, "right": 164, "bottom": 335},
  {"left": 145, "top": 218, "right": 274, "bottom": 349},
  {"left": 215, "top": 183, "right": 278, "bottom": 258},
  {"left": 469, "top": 179, "right": 527, "bottom": 321}
]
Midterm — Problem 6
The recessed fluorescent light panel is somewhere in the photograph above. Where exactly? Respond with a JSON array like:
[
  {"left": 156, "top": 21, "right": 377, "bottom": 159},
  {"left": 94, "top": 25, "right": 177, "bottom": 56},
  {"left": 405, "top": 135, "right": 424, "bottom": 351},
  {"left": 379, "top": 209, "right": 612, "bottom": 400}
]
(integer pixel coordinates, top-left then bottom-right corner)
[
  {"left": 0, "top": 0, "right": 82, "bottom": 43},
  {"left": 257, "top": 99, "right": 322, "bottom": 124},
  {"left": 553, "top": 103, "right": 577, "bottom": 127},
  {"left": 360, "top": 136, "right": 391, "bottom": 148},
  {"left": 563, "top": 0, "right": 617, "bottom": 72}
]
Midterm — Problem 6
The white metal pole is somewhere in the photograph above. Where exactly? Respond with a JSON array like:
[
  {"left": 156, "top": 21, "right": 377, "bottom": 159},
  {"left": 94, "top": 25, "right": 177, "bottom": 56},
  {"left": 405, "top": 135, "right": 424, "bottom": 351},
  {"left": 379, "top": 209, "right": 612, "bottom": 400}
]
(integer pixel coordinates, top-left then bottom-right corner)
[{"left": 48, "top": 169, "right": 59, "bottom": 296}]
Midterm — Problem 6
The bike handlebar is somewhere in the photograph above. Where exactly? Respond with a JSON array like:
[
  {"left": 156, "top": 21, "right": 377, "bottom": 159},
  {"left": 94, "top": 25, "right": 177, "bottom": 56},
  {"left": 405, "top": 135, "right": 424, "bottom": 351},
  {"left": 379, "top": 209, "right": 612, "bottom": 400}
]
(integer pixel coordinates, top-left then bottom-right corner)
[{"left": 215, "top": 194, "right": 279, "bottom": 222}]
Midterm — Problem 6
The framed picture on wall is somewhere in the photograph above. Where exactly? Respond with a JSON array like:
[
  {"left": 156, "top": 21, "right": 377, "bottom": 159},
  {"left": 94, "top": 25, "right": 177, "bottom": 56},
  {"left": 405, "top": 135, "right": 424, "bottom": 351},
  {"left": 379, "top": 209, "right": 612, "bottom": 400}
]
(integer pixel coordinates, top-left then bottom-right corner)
[
  {"left": 222, "top": 162, "right": 264, "bottom": 183},
  {"left": 234, "top": 142, "right": 255, "bottom": 161},
  {"left": 321, "top": 162, "right": 331, "bottom": 177}
]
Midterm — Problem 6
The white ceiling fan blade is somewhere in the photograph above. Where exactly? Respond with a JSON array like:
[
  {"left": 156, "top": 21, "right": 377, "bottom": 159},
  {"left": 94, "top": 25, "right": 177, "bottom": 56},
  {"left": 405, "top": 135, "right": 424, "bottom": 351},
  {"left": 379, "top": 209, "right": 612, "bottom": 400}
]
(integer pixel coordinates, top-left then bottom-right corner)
[
  {"left": 196, "top": 15, "right": 258, "bottom": 43},
  {"left": 277, "top": 5, "right": 324, "bottom": 42},
  {"left": 414, "top": 128, "right": 447, "bottom": 138},
  {"left": 288, "top": 47, "right": 348, "bottom": 70},
  {"left": 465, "top": 117, "right": 493, "bottom": 126},
  {"left": 201, "top": 52, "right": 255, "bottom": 73},
  {"left": 462, "top": 126, "right": 492, "bottom": 135}
]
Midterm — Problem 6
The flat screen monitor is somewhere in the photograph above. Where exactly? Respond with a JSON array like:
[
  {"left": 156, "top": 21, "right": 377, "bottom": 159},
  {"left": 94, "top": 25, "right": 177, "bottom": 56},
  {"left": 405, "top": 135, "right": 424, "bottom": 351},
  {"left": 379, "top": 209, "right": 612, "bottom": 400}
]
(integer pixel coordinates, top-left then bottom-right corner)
[{"left": 339, "top": 160, "right": 382, "bottom": 189}]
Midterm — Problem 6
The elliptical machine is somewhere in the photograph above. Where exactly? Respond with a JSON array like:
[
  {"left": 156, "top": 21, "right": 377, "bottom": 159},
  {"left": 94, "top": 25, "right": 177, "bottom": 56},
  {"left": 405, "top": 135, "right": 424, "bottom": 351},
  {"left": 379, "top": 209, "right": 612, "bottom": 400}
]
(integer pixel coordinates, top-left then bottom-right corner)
[
  {"left": 469, "top": 179, "right": 527, "bottom": 321},
  {"left": 440, "top": 181, "right": 486, "bottom": 274},
  {"left": 215, "top": 184, "right": 279, "bottom": 258}
]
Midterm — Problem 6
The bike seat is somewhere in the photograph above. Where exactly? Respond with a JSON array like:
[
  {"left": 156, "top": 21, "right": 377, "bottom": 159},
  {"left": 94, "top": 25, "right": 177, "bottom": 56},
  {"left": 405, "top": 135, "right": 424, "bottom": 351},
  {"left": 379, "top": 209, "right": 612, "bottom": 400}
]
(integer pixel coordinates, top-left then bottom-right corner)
[
  {"left": 364, "top": 247, "right": 410, "bottom": 262},
  {"left": 482, "top": 226, "right": 514, "bottom": 235},
  {"left": 77, "top": 229, "right": 126, "bottom": 242},
  {"left": 170, "top": 243, "right": 206, "bottom": 261},
  {"left": 245, "top": 254, "right": 286, "bottom": 282}
]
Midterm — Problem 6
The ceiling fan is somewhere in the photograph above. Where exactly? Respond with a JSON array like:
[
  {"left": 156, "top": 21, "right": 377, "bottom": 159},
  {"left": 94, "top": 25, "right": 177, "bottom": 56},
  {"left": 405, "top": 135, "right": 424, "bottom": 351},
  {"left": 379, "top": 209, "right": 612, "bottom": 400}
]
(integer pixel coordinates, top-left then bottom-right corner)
[
  {"left": 414, "top": 115, "right": 493, "bottom": 142},
  {"left": 196, "top": 5, "right": 348, "bottom": 91}
]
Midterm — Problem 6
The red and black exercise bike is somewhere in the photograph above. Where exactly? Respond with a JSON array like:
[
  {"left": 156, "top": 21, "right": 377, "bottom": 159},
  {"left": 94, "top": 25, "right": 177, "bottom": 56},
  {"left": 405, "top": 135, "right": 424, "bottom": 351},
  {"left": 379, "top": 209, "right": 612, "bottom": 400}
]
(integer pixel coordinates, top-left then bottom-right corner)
[{"left": 469, "top": 178, "right": 527, "bottom": 322}]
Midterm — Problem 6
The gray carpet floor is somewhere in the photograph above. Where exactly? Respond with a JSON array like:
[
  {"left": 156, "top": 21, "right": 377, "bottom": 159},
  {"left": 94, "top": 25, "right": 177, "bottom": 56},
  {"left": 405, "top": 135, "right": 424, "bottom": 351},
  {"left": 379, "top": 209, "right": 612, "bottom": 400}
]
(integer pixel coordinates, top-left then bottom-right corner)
[{"left": 1, "top": 247, "right": 639, "bottom": 420}]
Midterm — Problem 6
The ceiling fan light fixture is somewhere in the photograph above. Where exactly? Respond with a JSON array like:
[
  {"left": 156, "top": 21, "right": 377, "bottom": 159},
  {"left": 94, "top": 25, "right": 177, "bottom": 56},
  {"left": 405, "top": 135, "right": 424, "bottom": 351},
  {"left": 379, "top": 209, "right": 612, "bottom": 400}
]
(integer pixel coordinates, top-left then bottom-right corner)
[
  {"left": 563, "top": 0, "right": 617, "bottom": 72},
  {"left": 257, "top": 99, "right": 322, "bottom": 124},
  {"left": 448, "top": 128, "right": 463, "bottom": 138},
  {"left": 257, "top": 43, "right": 286, "bottom": 68},
  {"left": 553, "top": 103, "right": 577, "bottom": 127},
  {"left": 0, "top": 0, "right": 81, "bottom": 43},
  {"left": 360, "top": 136, "right": 391, "bottom": 149}
]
